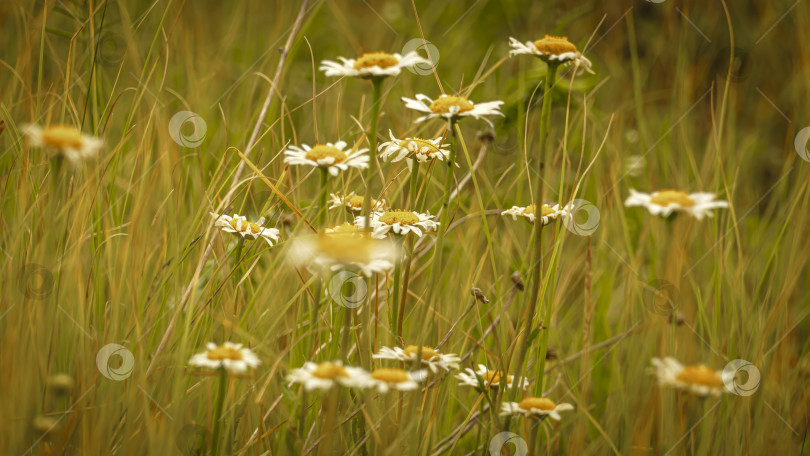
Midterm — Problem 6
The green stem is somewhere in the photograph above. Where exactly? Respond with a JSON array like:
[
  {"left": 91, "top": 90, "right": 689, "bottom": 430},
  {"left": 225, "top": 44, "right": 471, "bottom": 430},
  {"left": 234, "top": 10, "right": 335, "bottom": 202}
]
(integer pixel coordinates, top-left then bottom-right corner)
[
  {"left": 428, "top": 119, "right": 457, "bottom": 306},
  {"left": 397, "top": 165, "right": 419, "bottom": 341},
  {"left": 362, "top": 78, "right": 384, "bottom": 230},
  {"left": 390, "top": 244, "right": 403, "bottom": 342},
  {"left": 210, "top": 368, "right": 228, "bottom": 456},
  {"left": 318, "top": 168, "right": 329, "bottom": 228},
  {"left": 513, "top": 62, "right": 558, "bottom": 400}
]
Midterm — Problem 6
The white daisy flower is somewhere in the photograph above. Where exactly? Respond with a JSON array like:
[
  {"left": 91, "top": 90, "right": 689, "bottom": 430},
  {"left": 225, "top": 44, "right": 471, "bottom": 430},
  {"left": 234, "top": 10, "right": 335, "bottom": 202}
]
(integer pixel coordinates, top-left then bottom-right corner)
[
  {"left": 508, "top": 35, "right": 594, "bottom": 74},
  {"left": 651, "top": 357, "right": 726, "bottom": 397},
  {"left": 501, "top": 203, "right": 568, "bottom": 225},
  {"left": 22, "top": 123, "right": 104, "bottom": 168},
  {"left": 210, "top": 213, "right": 280, "bottom": 246},
  {"left": 372, "top": 345, "right": 461, "bottom": 373},
  {"left": 455, "top": 364, "right": 530, "bottom": 390},
  {"left": 624, "top": 189, "right": 729, "bottom": 220},
  {"left": 356, "top": 209, "right": 438, "bottom": 239},
  {"left": 324, "top": 222, "right": 363, "bottom": 235},
  {"left": 188, "top": 342, "right": 260, "bottom": 374},
  {"left": 319, "top": 51, "right": 430, "bottom": 79},
  {"left": 283, "top": 141, "right": 369, "bottom": 177},
  {"left": 287, "top": 361, "right": 369, "bottom": 391},
  {"left": 287, "top": 233, "right": 399, "bottom": 276},
  {"left": 401, "top": 94, "right": 504, "bottom": 126},
  {"left": 378, "top": 130, "right": 450, "bottom": 165},
  {"left": 362, "top": 368, "right": 427, "bottom": 393},
  {"left": 329, "top": 192, "right": 386, "bottom": 213},
  {"left": 500, "top": 397, "right": 575, "bottom": 421}
]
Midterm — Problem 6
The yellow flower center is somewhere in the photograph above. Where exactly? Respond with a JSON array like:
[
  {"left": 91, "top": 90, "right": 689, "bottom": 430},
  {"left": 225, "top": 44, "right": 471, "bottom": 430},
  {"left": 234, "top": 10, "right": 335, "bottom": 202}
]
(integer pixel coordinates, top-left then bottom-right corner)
[
  {"left": 305, "top": 145, "right": 347, "bottom": 163},
  {"left": 403, "top": 345, "right": 439, "bottom": 361},
  {"left": 518, "top": 397, "right": 557, "bottom": 411},
  {"left": 523, "top": 204, "right": 556, "bottom": 218},
  {"left": 228, "top": 218, "right": 263, "bottom": 234},
  {"left": 378, "top": 210, "right": 420, "bottom": 226},
  {"left": 397, "top": 138, "right": 442, "bottom": 155},
  {"left": 205, "top": 345, "right": 244, "bottom": 361},
  {"left": 41, "top": 125, "right": 84, "bottom": 148},
  {"left": 650, "top": 190, "right": 695, "bottom": 207},
  {"left": 311, "top": 363, "right": 349, "bottom": 379},
  {"left": 675, "top": 365, "right": 724, "bottom": 388},
  {"left": 353, "top": 51, "right": 399, "bottom": 70},
  {"left": 328, "top": 222, "right": 360, "bottom": 235},
  {"left": 429, "top": 96, "right": 475, "bottom": 114},
  {"left": 371, "top": 368, "right": 410, "bottom": 383},
  {"left": 532, "top": 35, "right": 578, "bottom": 55},
  {"left": 483, "top": 370, "right": 513, "bottom": 386},
  {"left": 314, "top": 233, "right": 375, "bottom": 263}
]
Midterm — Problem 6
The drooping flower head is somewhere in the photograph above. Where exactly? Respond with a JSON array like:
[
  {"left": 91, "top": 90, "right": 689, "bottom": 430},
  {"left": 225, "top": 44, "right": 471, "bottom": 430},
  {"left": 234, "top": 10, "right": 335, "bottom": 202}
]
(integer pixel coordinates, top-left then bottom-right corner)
[
  {"left": 210, "top": 213, "right": 280, "bottom": 246},
  {"left": 288, "top": 232, "right": 399, "bottom": 276},
  {"left": 284, "top": 141, "right": 369, "bottom": 176},
  {"left": 320, "top": 51, "right": 430, "bottom": 80},
  {"left": 500, "top": 397, "right": 575, "bottom": 421},
  {"left": 356, "top": 209, "right": 438, "bottom": 239},
  {"left": 501, "top": 203, "right": 568, "bottom": 225},
  {"left": 508, "top": 35, "right": 593, "bottom": 74},
  {"left": 625, "top": 189, "right": 729, "bottom": 220},
  {"left": 189, "top": 342, "right": 260, "bottom": 374},
  {"left": 22, "top": 123, "right": 104, "bottom": 168},
  {"left": 329, "top": 192, "right": 386, "bottom": 213},
  {"left": 401, "top": 94, "right": 504, "bottom": 126},
  {"left": 373, "top": 345, "right": 461, "bottom": 373},
  {"left": 456, "top": 364, "right": 530, "bottom": 391},
  {"left": 651, "top": 357, "right": 727, "bottom": 396},
  {"left": 378, "top": 130, "right": 450, "bottom": 165},
  {"left": 287, "top": 361, "right": 369, "bottom": 391}
]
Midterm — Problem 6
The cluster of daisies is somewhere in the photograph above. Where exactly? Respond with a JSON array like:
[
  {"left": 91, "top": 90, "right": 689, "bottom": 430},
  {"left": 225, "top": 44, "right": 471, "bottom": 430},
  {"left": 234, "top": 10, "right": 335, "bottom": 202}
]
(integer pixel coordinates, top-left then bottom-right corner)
[{"left": 20, "top": 32, "right": 735, "bottom": 430}]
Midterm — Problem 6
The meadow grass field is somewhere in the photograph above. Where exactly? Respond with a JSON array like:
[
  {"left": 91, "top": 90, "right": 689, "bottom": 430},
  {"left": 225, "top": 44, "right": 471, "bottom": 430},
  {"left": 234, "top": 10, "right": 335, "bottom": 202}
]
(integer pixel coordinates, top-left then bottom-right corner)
[{"left": 2, "top": 0, "right": 809, "bottom": 454}]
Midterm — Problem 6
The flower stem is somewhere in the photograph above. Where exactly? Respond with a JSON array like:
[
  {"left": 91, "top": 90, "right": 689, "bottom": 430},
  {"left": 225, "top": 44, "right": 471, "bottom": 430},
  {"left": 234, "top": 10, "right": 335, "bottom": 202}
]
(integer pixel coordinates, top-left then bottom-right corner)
[
  {"left": 318, "top": 168, "right": 329, "bottom": 228},
  {"left": 397, "top": 165, "right": 419, "bottom": 341},
  {"left": 428, "top": 119, "right": 457, "bottom": 307},
  {"left": 362, "top": 78, "right": 384, "bottom": 230},
  {"left": 513, "top": 61, "right": 559, "bottom": 400},
  {"left": 210, "top": 367, "right": 228, "bottom": 456}
]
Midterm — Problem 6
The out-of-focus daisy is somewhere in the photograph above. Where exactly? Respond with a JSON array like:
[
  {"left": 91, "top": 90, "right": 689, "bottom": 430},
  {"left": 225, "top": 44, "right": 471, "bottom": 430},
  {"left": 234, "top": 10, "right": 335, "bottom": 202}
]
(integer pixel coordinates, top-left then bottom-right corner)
[
  {"left": 320, "top": 51, "right": 430, "bottom": 79},
  {"left": 500, "top": 397, "right": 575, "bottom": 421},
  {"left": 22, "top": 124, "right": 103, "bottom": 167},
  {"left": 401, "top": 94, "right": 504, "bottom": 126},
  {"left": 324, "top": 222, "right": 362, "bottom": 236},
  {"left": 651, "top": 357, "right": 726, "bottom": 396},
  {"left": 210, "top": 213, "right": 280, "bottom": 246},
  {"left": 625, "top": 189, "right": 729, "bottom": 220},
  {"left": 373, "top": 345, "right": 461, "bottom": 373},
  {"left": 189, "top": 342, "right": 260, "bottom": 374},
  {"left": 329, "top": 192, "right": 386, "bottom": 213},
  {"left": 363, "top": 368, "right": 426, "bottom": 393},
  {"left": 501, "top": 203, "right": 568, "bottom": 225},
  {"left": 284, "top": 141, "right": 369, "bottom": 176},
  {"left": 378, "top": 130, "right": 450, "bottom": 165},
  {"left": 288, "top": 233, "right": 399, "bottom": 276},
  {"left": 287, "top": 361, "right": 369, "bottom": 391},
  {"left": 508, "top": 35, "right": 593, "bottom": 74},
  {"left": 356, "top": 209, "right": 438, "bottom": 239},
  {"left": 456, "top": 364, "right": 530, "bottom": 390}
]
